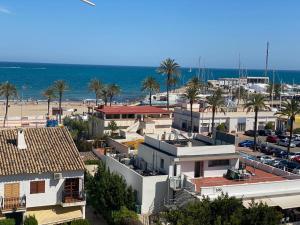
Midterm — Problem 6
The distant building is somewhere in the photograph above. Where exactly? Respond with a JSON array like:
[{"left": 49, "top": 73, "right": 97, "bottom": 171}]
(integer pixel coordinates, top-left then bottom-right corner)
[
  {"left": 0, "top": 128, "right": 86, "bottom": 224},
  {"left": 173, "top": 104, "right": 277, "bottom": 133},
  {"left": 208, "top": 76, "right": 269, "bottom": 88},
  {"left": 88, "top": 105, "right": 172, "bottom": 136}
]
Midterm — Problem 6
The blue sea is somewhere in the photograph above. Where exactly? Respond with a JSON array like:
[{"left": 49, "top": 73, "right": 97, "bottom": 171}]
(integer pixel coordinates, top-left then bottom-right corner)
[{"left": 0, "top": 61, "right": 299, "bottom": 101}]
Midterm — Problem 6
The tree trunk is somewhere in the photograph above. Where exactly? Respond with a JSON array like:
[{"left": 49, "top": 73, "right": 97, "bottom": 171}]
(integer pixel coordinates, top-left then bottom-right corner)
[
  {"left": 104, "top": 97, "right": 107, "bottom": 106},
  {"left": 47, "top": 98, "right": 50, "bottom": 116},
  {"left": 149, "top": 91, "right": 152, "bottom": 106},
  {"left": 190, "top": 101, "right": 193, "bottom": 133},
  {"left": 288, "top": 118, "right": 294, "bottom": 158},
  {"left": 59, "top": 93, "right": 62, "bottom": 124},
  {"left": 253, "top": 110, "right": 258, "bottom": 151},
  {"left": 95, "top": 93, "right": 98, "bottom": 106},
  {"left": 109, "top": 96, "right": 113, "bottom": 106},
  {"left": 211, "top": 107, "right": 216, "bottom": 136},
  {"left": 166, "top": 74, "right": 170, "bottom": 110},
  {"left": 3, "top": 96, "right": 8, "bottom": 127}
]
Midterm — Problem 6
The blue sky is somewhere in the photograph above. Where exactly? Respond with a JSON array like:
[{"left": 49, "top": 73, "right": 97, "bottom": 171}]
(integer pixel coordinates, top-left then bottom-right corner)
[{"left": 0, "top": 0, "right": 300, "bottom": 69}]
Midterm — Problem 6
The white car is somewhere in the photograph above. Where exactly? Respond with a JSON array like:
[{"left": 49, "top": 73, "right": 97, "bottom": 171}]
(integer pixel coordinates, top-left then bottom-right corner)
[
  {"left": 290, "top": 152, "right": 300, "bottom": 159},
  {"left": 258, "top": 155, "right": 273, "bottom": 164},
  {"left": 278, "top": 139, "right": 296, "bottom": 148}
]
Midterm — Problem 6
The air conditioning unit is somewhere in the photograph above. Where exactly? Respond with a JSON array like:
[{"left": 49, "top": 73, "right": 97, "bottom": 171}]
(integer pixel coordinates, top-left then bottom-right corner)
[{"left": 53, "top": 173, "right": 63, "bottom": 180}]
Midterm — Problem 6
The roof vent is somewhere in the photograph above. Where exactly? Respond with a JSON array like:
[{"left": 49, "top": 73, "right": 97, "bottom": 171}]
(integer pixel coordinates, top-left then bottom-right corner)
[{"left": 17, "top": 128, "right": 27, "bottom": 150}]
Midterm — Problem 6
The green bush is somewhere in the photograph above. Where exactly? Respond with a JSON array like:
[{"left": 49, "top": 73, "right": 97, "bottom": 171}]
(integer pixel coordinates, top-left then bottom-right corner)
[
  {"left": 0, "top": 219, "right": 15, "bottom": 225},
  {"left": 24, "top": 216, "right": 38, "bottom": 225},
  {"left": 216, "top": 123, "right": 227, "bottom": 132},
  {"left": 112, "top": 207, "right": 139, "bottom": 225},
  {"left": 265, "top": 122, "right": 274, "bottom": 130},
  {"left": 70, "top": 219, "right": 90, "bottom": 225}
]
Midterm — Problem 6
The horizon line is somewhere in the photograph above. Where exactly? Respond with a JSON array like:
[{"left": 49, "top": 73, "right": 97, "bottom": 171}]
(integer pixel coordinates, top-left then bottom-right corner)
[{"left": 0, "top": 60, "right": 300, "bottom": 72}]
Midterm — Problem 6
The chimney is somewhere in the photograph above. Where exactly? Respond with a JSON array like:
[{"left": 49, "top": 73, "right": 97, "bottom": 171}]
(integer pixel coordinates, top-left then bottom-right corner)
[{"left": 17, "top": 128, "right": 27, "bottom": 150}]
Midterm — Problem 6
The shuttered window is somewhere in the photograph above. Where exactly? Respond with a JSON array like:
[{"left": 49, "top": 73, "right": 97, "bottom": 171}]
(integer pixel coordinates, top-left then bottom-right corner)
[{"left": 30, "top": 181, "right": 45, "bottom": 194}]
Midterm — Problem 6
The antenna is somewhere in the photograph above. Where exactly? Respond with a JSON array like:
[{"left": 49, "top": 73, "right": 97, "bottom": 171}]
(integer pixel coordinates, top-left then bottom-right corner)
[{"left": 264, "top": 41, "right": 269, "bottom": 77}]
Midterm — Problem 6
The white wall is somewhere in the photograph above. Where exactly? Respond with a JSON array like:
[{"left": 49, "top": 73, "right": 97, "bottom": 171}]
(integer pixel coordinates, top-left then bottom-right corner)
[
  {"left": 0, "top": 170, "right": 84, "bottom": 208},
  {"left": 102, "top": 154, "right": 168, "bottom": 214}
]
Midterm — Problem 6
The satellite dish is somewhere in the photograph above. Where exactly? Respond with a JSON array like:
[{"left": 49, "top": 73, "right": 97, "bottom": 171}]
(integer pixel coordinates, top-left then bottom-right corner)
[{"left": 81, "top": 0, "right": 96, "bottom": 6}]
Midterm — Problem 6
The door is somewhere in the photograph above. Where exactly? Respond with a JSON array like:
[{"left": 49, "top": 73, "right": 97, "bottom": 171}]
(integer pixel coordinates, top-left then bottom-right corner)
[
  {"left": 4, "top": 183, "right": 20, "bottom": 210},
  {"left": 194, "top": 161, "right": 204, "bottom": 178},
  {"left": 64, "top": 178, "right": 79, "bottom": 202}
]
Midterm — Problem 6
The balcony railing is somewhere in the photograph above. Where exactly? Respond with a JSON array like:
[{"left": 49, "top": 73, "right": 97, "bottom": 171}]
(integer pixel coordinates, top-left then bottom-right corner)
[
  {"left": 62, "top": 191, "right": 85, "bottom": 204},
  {"left": 0, "top": 195, "right": 26, "bottom": 212}
]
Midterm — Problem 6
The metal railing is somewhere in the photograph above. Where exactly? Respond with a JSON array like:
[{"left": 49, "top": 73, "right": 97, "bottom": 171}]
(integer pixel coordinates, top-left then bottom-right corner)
[
  {"left": 62, "top": 191, "right": 85, "bottom": 203},
  {"left": 0, "top": 195, "right": 26, "bottom": 211}
]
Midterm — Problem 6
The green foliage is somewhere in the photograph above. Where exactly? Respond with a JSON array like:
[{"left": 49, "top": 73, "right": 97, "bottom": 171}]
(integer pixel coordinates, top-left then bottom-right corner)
[
  {"left": 85, "top": 161, "right": 137, "bottom": 223},
  {"left": 108, "top": 120, "right": 119, "bottom": 136},
  {"left": 70, "top": 219, "right": 90, "bottom": 225},
  {"left": 84, "top": 159, "right": 100, "bottom": 165},
  {"left": 216, "top": 123, "right": 227, "bottom": 132},
  {"left": 0, "top": 219, "right": 15, "bottom": 225},
  {"left": 63, "top": 116, "right": 90, "bottom": 151},
  {"left": 265, "top": 122, "right": 274, "bottom": 130},
  {"left": 161, "top": 194, "right": 282, "bottom": 225},
  {"left": 112, "top": 206, "right": 139, "bottom": 225},
  {"left": 24, "top": 216, "right": 38, "bottom": 225}
]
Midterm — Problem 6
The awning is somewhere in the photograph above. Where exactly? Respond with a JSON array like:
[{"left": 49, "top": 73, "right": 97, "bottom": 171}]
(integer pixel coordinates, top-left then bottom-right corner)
[
  {"left": 271, "top": 195, "right": 300, "bottom": 209},
  {"left": 25, "top": 206, "right": 83, "bottom": 225},
  {"left": 243, "top": 194, "right": 300, "bottom": 210}
]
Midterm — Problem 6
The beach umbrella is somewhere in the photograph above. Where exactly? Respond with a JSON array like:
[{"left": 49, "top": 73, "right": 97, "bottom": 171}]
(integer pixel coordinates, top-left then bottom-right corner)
[{"left": 81, "top": 0, "right": 96, "bottom": 6}]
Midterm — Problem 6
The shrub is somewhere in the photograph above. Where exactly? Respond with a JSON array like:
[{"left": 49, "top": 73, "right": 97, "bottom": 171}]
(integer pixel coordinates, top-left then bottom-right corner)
[
  {"left": 24, "top": 216, "right": 38, "bottom": 225},
  {"left": 216, "top": 123, "right": 227, "bottom": 132},
  {"left": 70, "top": 219, "right": 90, "bottom": 225},
  {"left": 112, "top": 207, "right": 139, "bottom": 225},
  {"left": 294, "top": 128, "right": 300, "bottom": 134},
  {"left": 265, "top": 122, "right": 274, "bottom": 130},
  {"left": 0, "top": 219, "right": 15, "bottom": 225}
]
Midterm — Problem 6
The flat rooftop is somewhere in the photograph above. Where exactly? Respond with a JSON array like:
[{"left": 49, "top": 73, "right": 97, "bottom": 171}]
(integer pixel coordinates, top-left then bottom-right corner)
[
  {"left": 192, "top": 166, "right": 285, "bottom": 192},
  {"left": 95, "top": 105, "right": 170, "bottom": 115}
]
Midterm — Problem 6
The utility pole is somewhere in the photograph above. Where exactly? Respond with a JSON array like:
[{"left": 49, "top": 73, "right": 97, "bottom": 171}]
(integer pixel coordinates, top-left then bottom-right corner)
[{"left": 238, "top": 53, "right": 241, "bottom": 106}]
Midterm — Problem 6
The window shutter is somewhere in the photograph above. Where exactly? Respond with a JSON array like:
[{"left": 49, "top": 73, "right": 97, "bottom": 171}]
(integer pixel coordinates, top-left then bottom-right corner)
[
  {"left": 38, "top": 181, "right": 45, "bottom": 193},
  {"left": 30, "top": 182, "right": 37, "bottom": 194}
]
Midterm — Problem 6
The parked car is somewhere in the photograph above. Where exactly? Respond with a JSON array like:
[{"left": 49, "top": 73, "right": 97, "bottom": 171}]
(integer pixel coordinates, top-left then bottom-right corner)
[
  {"left": 274, "top": 150, "right": 289, "bottom": 158},
  {"left": 292, "top": 156, "right": 300, "bottom": 164},
  {"left": 276, "top": 160, "right": 300, "bottom": 172},
  {"left": 293, "top": 134, "right": 300, "bottom": 141},
  {"left": 292, "top": 166, "right": 300, "bottom": 174},
  {"left": 270, "top": 158, "right": 284, "bottom": 167},
  {"left": 290, "top": 152, "right": 300, "bottom": 159},
  {"left": 238, "top": 140, "right": 254, "bottom": 148},
  {"left": 275, "top": 130, "right": 286, "bottom": 136},
  {"left": 277, "top": 134, "right": 289, "bottom": 140},
  {"left": 278, "top": 139, "right": 296, "bottom": 148},
  {"left": 266, "top": 135, "right": 279, "bottom": 143},
  {"left": 258, "top": 129, "right": 273, "bottom": 136},
  {"left": 257, "top": 155, "right": 273, "bottom": 164},
  {"left": 258, "top": 143, "right": 271, "bottom": 154},
  {"left": 244, "top": 130, "right": 257, "bottom": 137}
]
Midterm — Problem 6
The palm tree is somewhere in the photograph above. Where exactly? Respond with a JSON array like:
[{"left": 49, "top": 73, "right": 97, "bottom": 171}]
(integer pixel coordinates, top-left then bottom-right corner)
[
  {"left": 42, "top": 87, "right": 56, "bottom": 116},
  {"left": 233, "top": 86, "right": 248, "bottom": 105},
  {"left": 100, "top": 85, "right": 109, "bottom": 106},
  {"left": 244, "top": 93, "right": 269, "bottom": 151},
  {"left": 0, "top": 82, "right": 17, "bottom": 127},
  {"left": 157, "top": 58, "right": 180, "bottom": 110},
  {"left": 205, "top": 88, "right": 226, "bottom": 136},
  {"left": 275, "top": 99, "right": 300, "bottom": 156},
  {"left": 184, "top": 77, "right": 201, "bottom": 132},
  {"left": 53, "top": 80, "right": 69, "bottom": 124},
  {"left": 141, "top": 76, "right": 160, "bottom": 106},
  {"left": 88, "top": 79, "right": 103, "bottom": 106},
  {"left": 107, "top": 84, "right": 121, "bottom": 106},
  {"left": 267, "top": 83, "right": 281, "bottom": 100}
]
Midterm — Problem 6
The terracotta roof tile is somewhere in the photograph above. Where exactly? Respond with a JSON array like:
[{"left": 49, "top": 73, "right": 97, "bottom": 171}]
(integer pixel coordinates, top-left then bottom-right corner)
[
  {"left": 0, "top": 127, "right": 85, "bottom": 176},
  {"left": 95, "top": 106, "right": 170, "bottom": 115}
]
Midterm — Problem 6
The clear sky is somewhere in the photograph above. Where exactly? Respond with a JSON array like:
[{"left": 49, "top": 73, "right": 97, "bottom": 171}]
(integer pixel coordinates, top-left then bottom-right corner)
[{"left": 0, "top": 0, "right": 300, "bottom": 69}]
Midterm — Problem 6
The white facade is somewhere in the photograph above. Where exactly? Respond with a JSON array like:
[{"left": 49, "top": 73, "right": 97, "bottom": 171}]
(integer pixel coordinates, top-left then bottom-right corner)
[{"left": 173, "top": 107, "right": 277, "bottom": 133}]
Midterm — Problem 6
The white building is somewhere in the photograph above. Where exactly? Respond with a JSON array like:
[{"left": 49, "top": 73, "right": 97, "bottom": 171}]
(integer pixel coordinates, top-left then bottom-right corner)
[
  {"left": 0, "top": 128, "right": 86, "bottom": 224},
  {"left": 173, "top": 105, "right": 277, "bottom": 133},
  {"left": 97, "top": 132, "right": 300, "bottom": 217},
  {"left": 89, "top": 105, "right": 172, "bottom": 136}
]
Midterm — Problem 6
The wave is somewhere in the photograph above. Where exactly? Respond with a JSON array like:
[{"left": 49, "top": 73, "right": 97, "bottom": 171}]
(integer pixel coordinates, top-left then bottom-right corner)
[
  {"left": 0, "top": 66, "right": 21, "bottom": 69},
  {"left": 32, "top": 67, "right": 47, "bottom": 70}
]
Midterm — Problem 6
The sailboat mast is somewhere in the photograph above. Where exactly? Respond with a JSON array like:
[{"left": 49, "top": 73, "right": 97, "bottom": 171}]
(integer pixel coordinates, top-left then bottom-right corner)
[
  {"left": 238, "top": 54, "right": 241, "bottom": 105},
  {"left": 271, "top": 70, "right": 275, "bottom": 108},
  {"left": 198, "top": 56, "right": 201, "bottom": 80},
  {"left": 265, "top": 41, "right": 269, "bottom": 77}
]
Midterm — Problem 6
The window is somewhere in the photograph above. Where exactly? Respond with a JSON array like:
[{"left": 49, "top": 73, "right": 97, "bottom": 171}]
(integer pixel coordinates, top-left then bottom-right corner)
[
  {"left": 160, "top": 159, "right": 164, "bottom": 169},
  {"left": 208, "top": 160, "right": 230, "bottom": 167},
  {"left": 30, "top": 181, "right": 45, "bottom": 194}
]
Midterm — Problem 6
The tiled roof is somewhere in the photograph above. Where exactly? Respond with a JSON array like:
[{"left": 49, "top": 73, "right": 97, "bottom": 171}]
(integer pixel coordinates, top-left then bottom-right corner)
[
  {"left": 79, "top": 151, "right": 99, "bottom": 162},
  {"left": 0, "top": 127, "right": 85, "bottom": 176},
  {"left": 95, "top": 106, "right": 170, "bottom": 115}
]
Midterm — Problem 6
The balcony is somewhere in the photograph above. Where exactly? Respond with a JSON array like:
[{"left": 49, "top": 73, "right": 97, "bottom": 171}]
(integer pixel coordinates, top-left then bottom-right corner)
[
  {"left": 0, "top": 195, "right": 26, "bottom": 213},
  {"left": 61, "top": 191, "right": 86, "bottom": 207}
]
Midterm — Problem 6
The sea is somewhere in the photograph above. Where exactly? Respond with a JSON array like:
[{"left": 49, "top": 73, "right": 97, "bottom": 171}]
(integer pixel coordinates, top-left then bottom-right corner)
[{"left": 0, "top": 61, "right": 299, "bottom": 102}]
